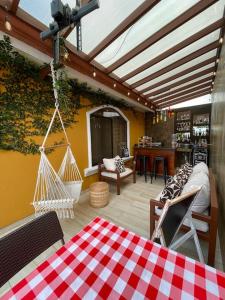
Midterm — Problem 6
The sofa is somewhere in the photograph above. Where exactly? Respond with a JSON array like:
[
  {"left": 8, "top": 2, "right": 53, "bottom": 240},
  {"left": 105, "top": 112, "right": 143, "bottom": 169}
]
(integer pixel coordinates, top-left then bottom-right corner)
[{"left": 150, "top": 162, "right": 218, "bottom": 266}]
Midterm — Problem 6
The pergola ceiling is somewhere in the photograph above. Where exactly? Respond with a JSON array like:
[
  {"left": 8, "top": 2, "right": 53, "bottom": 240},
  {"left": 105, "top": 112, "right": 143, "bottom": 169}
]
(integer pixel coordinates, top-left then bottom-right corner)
[{"left": 1, "top": 0, "right": 225, "bottom": 109}]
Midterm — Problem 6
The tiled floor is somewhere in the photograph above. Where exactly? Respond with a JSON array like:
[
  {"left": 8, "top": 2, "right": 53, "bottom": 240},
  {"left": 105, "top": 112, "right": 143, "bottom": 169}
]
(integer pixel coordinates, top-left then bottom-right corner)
[{"left": 0, "top": 176, "right": 224, "bottom": 296}]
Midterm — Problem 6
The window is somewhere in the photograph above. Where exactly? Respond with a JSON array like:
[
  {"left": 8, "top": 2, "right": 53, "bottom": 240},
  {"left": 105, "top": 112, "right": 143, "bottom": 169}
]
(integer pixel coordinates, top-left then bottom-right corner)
[{"left": 87, "top": 105, "right": 130, "bottom": 169}]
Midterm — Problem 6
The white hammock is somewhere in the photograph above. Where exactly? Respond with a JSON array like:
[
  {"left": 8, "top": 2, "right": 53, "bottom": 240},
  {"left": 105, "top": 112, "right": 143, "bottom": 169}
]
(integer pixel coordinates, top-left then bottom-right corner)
[{"left": 33, "top": 61, "right": 83, "bottom": 218}]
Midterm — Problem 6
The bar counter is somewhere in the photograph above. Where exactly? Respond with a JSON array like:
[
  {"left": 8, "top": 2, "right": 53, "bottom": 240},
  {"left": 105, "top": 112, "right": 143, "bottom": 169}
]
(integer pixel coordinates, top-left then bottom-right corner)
[{"left": 133, "top": 146, "right": 176, "bottom": 176}]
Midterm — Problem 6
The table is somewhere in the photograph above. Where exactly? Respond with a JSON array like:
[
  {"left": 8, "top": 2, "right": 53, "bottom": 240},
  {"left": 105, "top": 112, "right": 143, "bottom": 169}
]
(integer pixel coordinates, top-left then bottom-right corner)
[
  {"left": 2, "top": 217, "right": 225, "bottom": 299},
  {"left": 134, "top": 146, "right": 176, "bottom": 176}
]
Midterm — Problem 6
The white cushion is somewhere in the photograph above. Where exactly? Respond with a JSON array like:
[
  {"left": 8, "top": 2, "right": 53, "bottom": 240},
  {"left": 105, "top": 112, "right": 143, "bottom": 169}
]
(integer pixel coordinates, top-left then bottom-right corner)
[
  {"left": 192, "top": 162, "right": 209, "bottom": 176},
  {"left": 103, "top": 158, "right": 116, "bottom": 171},
  {"left": 181, "top": 172, "right": 210, "bottom": 213},
  {"left": 155, "top": 207, "right": 209, "bottom": 232},
  {"left": 101, "top": 168, "right": 132, "bottom": 179}
]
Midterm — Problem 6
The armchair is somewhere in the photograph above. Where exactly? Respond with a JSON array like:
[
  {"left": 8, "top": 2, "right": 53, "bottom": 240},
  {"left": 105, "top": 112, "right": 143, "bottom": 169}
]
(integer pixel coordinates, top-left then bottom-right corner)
[{"left": 98, "top": 157, "right": 136, "bottom": 195}]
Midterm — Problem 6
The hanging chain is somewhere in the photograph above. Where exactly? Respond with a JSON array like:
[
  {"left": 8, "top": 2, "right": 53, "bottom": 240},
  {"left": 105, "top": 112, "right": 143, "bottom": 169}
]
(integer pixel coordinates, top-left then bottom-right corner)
[
  {"left": 40, "top": 60, "right": 70, "bottom": 150},
  {"left": 50, "top": 59, "right": 59, "bottom": 108}
]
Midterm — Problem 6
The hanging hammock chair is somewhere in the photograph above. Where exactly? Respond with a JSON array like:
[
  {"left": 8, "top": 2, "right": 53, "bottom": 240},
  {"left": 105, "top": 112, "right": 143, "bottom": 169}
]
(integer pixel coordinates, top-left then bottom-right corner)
[{"left": 33, "top": 61, "right": 83, "bottom": 218}]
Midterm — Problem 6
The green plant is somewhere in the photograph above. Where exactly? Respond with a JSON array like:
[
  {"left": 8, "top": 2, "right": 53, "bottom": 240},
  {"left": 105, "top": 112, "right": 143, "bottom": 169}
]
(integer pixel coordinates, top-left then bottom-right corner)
[{"left": 0, "top": 35, "right": 132, "bottom": 154}]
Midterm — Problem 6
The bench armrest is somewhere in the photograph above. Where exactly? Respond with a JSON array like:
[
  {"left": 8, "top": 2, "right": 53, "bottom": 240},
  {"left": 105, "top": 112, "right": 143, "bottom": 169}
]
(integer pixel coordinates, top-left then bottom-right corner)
[{"left": 150, "top": 198, "right": 164, "bottom": 208}]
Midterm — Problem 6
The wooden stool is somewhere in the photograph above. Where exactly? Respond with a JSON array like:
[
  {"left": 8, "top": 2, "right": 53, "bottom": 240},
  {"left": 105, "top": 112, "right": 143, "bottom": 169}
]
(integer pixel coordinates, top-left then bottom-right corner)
[
  {"left": 90, "top": 181, "right": 109, "bottom": 208},
  {"left": 136, "top": 155, "right": 150, "bottom": 182},
  {"left": 151, "top": 156, "right": 168, "bottom": 185}
]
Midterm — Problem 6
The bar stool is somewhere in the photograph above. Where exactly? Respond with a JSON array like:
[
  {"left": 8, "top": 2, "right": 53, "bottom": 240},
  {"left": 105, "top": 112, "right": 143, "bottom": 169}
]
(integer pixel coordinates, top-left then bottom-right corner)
[
  {"left": 136, "top": 155, "right": 150, "bottom": 182},
  {"left": 151, "top": 156, "right": 167, "bottom": 185}
]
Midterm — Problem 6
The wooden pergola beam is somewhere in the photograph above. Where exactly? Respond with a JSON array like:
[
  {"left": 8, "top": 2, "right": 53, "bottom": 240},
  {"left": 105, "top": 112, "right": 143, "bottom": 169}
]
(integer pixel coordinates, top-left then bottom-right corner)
[
  {"left": 0, "top": 7, "right": 152, "bottom": 109},
  {"left": 144, "top": 66, "right": 215, "bottom": 98},
  {"left": 132, "top": 41, "right": 219, "bottom": 89},
  {"left": 106, "top": 0, "right": 219, "bottom": 73},
  {"left": 158, "top": 91, "right": 211, "bottom": 108},
  {"left": 40, "top": 65, "right": 51, "bottom": 79},
  {"left": 155, "top": 84, "right": 212, "bottom": 105},
  {"left": 151, "top": 76, "right": 213, "bottom": 101},
  {"left": 88, "top": 0, "right": 160, "bottom": 61},
  {"left": 121, "top": 18, "right": 224, "bottom": 82},
  {"left": 138, "top": 56, "right": 216, "bottom": 94},
  {"left": 10, "top": 0, "right": 20, "bottom": 14},
  {"left": 62, "top": 26, "right": 75, "bottom": 39}
]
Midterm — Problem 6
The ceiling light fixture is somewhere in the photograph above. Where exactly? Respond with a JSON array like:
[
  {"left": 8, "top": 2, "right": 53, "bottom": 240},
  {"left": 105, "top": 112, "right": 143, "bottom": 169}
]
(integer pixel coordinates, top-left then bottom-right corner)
[
  {"left": 216, "top": 58, "right": 219, "bottom": 64},
  {"left": 213, "top": 72, "right": 216, "bottom": 76},
  {"left": 63, "top": 49, "right": 69, "bottom": 60},
  {"left": 137, "top": 97, "right": 140, "bottom": 101},
  {"left": 93, "top": 71, "right": 96, "bottom": 77},
  {"left": 127, "top": 92, "right": 130, "bottom": 96},
  {"left": 113, "top": 83, "right": 116, "bottom": 88},
  {"left": 212, "top": 81, "right": 214, "bottom": 85},
  {"left": 4, "top": 16, "right": 12, "bottom": 31},
  {"left": 219, "top": 37, "right": 223, "bottom": 44},
  {"left": 145, "top": 102, "right": 148, "bottom": 106}
]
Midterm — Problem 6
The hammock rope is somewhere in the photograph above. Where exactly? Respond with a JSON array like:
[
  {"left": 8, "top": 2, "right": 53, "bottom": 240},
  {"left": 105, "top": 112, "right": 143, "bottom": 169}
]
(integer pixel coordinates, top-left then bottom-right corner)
[{"left": 33, "top": 60, "right": 83, "bottom": 218}]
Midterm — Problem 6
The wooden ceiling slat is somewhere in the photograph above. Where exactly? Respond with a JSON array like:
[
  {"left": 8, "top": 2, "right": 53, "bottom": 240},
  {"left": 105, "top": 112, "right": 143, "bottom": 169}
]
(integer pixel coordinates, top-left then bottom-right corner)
[
  {"left": 121, "top": 18, "right": 224, "bottom": 82},
  {"left": 154, "top": 83, "right": 212, "bottom": 105},
  {"left": 151, "top": 76, "right": 213, "bottom": 101},
  {"left": 132, "top": 41, "right": 219, "bottom": 89},
  {"left": 159, "top": 91, "right": 211, "bottom": 108},
  {"left": 10, "top": 0, "right": 20, "bottom": 14},
  {"left": 62, "top": 26, "right": 74, "bottom": 39},
  {"left": 106, "top": 0, "right": 219, "bottom": 73},
  {"left": 0, "top": 7, "right": 152, "bottom": 109},
  {"left": 88, "top": 0, "right": 160, "bottom": 61},
  {"left": 144, "top": 66, "right": 215, "bottom": 98},
  {"left": 137, "top": 56, "right": 216, "bottom": 93}
]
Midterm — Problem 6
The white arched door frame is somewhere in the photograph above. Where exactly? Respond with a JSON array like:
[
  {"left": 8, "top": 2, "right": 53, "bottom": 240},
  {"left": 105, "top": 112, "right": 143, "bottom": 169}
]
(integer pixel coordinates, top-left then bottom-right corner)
[{"left": 86, "top": 105, "right": 130, "bottom": 170}]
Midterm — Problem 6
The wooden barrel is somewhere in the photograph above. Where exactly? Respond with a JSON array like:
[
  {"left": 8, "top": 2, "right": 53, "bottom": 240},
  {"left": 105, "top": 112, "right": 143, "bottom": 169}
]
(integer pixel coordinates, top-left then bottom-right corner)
[{"left": 89, "top": 182, "right": 109, "bottom": 208}]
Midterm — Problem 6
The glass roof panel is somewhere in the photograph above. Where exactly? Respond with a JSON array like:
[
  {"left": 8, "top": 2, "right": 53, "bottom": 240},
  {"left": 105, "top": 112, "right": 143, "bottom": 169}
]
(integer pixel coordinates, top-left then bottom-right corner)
[
  {"left": 169, "top": 95, "right": 211, "bottom": 109},
  {"left": 160, "top": 87, "right": 211, "bottom": 105},
  {"left": 94, "top": 0, "right": 199, "bottom": 66},
  {"left": 133, "top": 30, "right": 219, "bottom": 90},
  {"left": 112, "top": 0, "right": 224, "bottom": 77},
  {"left": 67, "top": 0, "right": 145, "bottom": 53},
  {"left": 140, "top": 63, "right": 214, "bottom": 94},
  {"left": 19, "top": 0, "right": 51, "bottom": 26},
  {"left": 135, "top": 50, "right": 216, "bottom": 89},
  {"left": 153, "top": 81, "right": 212, "bottom": 102},
  {"left": 145, "top": 73, "right": 214, "bottom": 98},
  {"left": 19, "top": 0, "right": 145, "bottom": 53}
]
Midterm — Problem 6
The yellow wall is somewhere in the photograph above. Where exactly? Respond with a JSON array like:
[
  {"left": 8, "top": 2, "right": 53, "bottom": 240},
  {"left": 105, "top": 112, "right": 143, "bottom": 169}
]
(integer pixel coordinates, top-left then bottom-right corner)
[{"left": 0, "top": 101, "right": 145, "bottom": 228}]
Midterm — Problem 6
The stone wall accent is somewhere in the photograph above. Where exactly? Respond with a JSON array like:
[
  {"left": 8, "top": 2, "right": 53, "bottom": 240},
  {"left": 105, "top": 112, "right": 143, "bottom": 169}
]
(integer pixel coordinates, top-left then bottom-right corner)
[{"left": 145, "top": 113, "right": 174, "bottom": 147}]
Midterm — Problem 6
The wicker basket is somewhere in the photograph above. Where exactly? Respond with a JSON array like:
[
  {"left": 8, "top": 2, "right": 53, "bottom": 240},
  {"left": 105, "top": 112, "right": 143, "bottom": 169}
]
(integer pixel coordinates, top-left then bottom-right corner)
[{"left": 89, "top": 181, "right": 109, "bottom": 208}]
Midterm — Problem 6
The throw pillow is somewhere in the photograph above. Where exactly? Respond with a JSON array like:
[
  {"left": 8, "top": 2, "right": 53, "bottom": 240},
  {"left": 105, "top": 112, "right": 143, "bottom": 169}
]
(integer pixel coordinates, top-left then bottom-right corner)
[
  {"left": 192, "top": 162, "right": 209, "bottom": 176},
  {"left": 115, "top": 157, "right": 126, "bottom": 173},
  {"left": 176, "top": 168, "right": 190, "bottom": 186},
  {"left": 103, "top": 158, "right": 116, "bottom": 171},
  {"left": 182, "top": 171, "right": 210, "bottom": 213},
  {"left": 182, "top": 162, "right": 193, "bottom": 176},
  {"left": 159, "top": 179, "right": 182, "bottom": 204},
  {"left": 166, "top": 176, "right": 174, "bottom": 185}
]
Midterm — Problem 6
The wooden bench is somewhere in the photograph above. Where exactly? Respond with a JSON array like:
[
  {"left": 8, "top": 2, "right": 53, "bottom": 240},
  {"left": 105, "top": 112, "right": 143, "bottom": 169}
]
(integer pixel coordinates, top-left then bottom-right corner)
[{"left": 150, "top": 169, "right": 218, "bottom": 266}]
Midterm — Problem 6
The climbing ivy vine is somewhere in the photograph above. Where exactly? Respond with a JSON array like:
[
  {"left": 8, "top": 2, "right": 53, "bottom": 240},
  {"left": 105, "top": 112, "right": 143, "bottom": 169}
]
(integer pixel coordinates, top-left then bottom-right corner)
[{"left": 0, "top": 35, "right": 130, "bottom": 154}]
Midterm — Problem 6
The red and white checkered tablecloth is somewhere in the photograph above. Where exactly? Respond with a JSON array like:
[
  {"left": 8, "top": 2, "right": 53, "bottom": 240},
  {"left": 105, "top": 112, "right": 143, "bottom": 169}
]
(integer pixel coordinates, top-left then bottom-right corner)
[{"left": 2, "top": 217, "right": 225, "bottom": 300}]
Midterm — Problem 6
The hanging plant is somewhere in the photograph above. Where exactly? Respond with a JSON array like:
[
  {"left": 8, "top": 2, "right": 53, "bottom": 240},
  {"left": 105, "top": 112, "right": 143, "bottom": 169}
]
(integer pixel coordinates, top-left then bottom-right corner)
[{"left": 0, "top": 35, "right": 133, "bottom": 155}]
